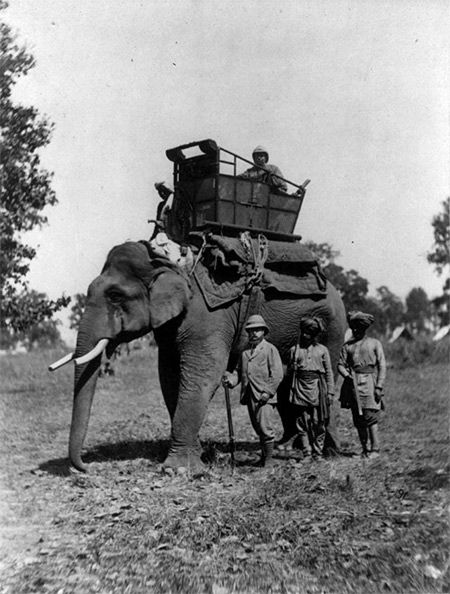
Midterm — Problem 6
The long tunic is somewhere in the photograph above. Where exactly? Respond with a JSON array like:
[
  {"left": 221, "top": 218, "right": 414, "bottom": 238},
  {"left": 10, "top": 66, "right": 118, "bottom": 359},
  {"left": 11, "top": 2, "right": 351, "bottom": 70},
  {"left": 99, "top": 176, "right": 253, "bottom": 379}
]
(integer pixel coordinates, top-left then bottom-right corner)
[
  {"left": 240, "top": 163, "right": 288, "bottom": 191},
  {"left": 289, "top": 343, "right": 335, "bottom": 407},
  {"left": 230, "top": 338, "right": 283, "bottom": 403},
  {"left": 338, "top": 337, "right": 386, "bottom": 410}
]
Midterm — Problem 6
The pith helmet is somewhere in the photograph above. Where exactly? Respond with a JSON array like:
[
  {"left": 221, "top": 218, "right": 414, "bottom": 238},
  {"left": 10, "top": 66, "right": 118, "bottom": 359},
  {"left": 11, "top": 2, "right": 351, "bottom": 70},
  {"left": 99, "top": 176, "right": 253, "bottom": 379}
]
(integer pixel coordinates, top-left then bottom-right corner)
[
  {"left": 252, "top": 145, "right": 269, "bottom": 161},
  {"left": 245, "top": 314, "right": 269, "bottom": 334}
]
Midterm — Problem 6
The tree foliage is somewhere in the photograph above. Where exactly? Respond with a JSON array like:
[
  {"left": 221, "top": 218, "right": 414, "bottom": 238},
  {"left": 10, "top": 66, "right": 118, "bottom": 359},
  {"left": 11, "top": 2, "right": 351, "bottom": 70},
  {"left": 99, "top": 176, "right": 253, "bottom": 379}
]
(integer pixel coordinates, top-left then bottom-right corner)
[
  {"left": 405, "top": 287, "right": 430, "bottom": 332},
  {"left": 303, "top": 241, "right": 339, "bottom": 269},
  {"left": 375, "top": 285, "right": 405, "bottom": 333},
  {"left": 69, "top": 293, "right": 86, "bottom": 330},
  {"left": 427, "top": 197, "right": 450, "bottom": 276},
  {"left": 427, "top": 199, "right": 450, "bottom": 327},
  {"left": 306, "top": 240, "right": 405, "bottom": 335},
  {"left": 0, "top": 289, "right": 63, "bottom": 349},
  {"left": 305, "top": 241, "right": 370, "bottom": 312},
  {"left": 431, "top": 290, "right": 449, "bottom": 327},
  {"left": 0, "top": 4, "right": 70, "bottom": 338}
]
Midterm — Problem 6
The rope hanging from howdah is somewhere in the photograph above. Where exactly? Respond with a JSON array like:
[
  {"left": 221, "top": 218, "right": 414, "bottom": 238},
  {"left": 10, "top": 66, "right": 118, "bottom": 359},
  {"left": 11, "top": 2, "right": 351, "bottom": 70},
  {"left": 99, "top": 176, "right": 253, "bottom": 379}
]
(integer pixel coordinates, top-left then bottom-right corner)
[{"left": 238, "top": 231, "right": 269, "bottom": 290}]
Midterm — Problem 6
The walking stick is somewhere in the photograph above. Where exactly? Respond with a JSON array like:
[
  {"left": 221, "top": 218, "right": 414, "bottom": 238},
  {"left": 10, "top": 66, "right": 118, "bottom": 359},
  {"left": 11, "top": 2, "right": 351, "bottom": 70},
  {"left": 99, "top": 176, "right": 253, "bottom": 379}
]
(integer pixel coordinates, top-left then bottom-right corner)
[
  {"left": 291, "top": 319, "right": 303, "bottom": 393},
  {"left": 223, "top": 383, "right": 236, "bottom": 469},
  {"left": 281, "top": 320, "right": 302, "bottom": 450}
]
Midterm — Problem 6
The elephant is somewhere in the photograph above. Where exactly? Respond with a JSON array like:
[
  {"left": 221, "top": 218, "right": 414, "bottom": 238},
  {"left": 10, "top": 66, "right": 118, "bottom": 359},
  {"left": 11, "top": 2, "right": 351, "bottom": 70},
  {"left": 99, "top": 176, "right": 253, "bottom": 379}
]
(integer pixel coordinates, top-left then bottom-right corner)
[{"left": 55, "top": 240, "right": 347, "bottom": 472}]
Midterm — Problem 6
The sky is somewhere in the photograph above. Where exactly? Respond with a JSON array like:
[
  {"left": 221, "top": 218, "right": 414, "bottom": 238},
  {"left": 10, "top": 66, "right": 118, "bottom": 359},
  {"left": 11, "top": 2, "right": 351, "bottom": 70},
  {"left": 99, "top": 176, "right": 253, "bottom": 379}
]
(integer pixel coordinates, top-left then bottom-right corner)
[{"left": 3, "top": 0, "right": 449, "bottom": 342}]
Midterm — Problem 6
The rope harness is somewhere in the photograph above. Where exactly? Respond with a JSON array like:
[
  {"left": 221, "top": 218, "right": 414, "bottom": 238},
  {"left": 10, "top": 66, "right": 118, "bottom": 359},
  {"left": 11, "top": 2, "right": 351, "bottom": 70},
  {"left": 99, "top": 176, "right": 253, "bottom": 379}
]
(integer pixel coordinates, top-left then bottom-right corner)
[
  {"left": 240, "top": 231, "right": 269, "bottom": 289},
  {"left": 229, "top": 232, "right": 268, "bottom": 351}
]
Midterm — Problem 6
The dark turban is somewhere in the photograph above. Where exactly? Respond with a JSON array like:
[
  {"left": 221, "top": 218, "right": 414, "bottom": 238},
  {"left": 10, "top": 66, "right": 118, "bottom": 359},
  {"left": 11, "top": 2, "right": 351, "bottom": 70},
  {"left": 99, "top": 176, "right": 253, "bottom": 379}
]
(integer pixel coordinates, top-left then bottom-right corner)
[
  {"left": 301, "top": 316, "right": 325, "bottom": 335},
  {"left": 348, "top": 311, "right": 374, "bottom": 329}
]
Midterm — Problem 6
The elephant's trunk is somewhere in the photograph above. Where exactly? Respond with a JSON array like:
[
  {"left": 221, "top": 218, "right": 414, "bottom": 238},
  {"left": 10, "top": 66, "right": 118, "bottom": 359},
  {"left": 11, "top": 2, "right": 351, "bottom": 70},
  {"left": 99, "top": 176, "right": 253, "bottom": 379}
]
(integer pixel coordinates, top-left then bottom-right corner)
[
  {"left": 69, "top": 322, "right": 107, "bottom": 472},
  {"left": 69, "top": 363, "right": 100, "bottom": 472}
]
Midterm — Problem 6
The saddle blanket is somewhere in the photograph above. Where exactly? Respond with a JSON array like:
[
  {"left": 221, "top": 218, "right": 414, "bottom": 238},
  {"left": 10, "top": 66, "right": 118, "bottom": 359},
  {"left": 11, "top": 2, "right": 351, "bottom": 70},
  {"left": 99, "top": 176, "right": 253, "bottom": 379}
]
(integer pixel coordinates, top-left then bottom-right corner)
[{"left": 189, "top": 233, "right": 327, "bottom": 309}]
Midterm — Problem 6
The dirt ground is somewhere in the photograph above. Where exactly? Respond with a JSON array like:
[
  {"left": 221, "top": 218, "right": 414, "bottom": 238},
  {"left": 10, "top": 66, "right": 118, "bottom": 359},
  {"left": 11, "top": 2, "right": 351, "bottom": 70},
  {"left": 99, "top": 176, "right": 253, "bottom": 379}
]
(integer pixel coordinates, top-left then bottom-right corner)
[{"left": 0, "top": 347, "right": 448, "bottom": 593}]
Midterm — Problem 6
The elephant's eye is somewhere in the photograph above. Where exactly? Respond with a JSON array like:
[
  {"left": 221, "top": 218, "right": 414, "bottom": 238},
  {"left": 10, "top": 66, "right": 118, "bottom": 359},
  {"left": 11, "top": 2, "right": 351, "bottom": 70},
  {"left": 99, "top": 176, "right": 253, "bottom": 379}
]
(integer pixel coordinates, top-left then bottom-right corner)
[{"left": 107, "top": 290, "right": 124, "bottom": 304}]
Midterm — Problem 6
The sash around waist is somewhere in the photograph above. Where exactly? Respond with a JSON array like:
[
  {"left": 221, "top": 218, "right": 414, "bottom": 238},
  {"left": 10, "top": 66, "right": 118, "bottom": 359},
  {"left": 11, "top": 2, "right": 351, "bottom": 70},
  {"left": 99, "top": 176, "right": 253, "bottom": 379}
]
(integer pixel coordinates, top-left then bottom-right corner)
[
  {"left": 354, "top": 365, "right": 376, "bottom": 374},
  {"left": 295, "top": 370, "right": 321, "bottom": 380}
]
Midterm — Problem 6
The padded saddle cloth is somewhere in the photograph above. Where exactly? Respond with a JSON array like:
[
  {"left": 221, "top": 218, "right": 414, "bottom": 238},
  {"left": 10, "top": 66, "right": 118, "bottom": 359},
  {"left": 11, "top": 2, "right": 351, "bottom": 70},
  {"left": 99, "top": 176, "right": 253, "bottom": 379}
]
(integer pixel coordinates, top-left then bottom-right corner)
[
  {"left": 189, "top": 233, "right": 327, "bottom": 310},
  {"left": 189, "top": 232, "right": 316, "bottom": 269}
]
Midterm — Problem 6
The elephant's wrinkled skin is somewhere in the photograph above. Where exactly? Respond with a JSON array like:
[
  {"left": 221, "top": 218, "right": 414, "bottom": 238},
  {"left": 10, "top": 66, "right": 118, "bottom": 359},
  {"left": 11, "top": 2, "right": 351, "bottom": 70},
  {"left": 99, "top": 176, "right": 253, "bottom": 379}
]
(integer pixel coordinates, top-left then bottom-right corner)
[{"left": 70, "top": 242, "right": 346, "bottom": 472}]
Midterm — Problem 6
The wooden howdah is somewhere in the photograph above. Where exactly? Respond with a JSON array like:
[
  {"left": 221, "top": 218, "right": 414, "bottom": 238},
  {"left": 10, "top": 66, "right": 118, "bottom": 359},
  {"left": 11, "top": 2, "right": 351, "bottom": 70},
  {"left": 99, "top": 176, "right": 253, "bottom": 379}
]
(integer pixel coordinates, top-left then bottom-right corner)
[{"left": 165, "top": 139, "right": 304, "bottom": 243}]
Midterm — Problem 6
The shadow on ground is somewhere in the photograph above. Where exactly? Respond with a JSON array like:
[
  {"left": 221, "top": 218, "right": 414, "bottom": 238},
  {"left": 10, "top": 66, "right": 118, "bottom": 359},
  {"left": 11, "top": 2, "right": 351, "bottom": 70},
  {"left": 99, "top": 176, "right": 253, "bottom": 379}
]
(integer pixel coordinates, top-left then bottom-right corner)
[
  {"left": 407, "top": 465, "right": 449, "bottom": 490},
  {"left": 38, "top": 439, "right": 170, "bottom": 476},
  {"left": 38, "top": 438, "right": 268, "bottom": 475}
]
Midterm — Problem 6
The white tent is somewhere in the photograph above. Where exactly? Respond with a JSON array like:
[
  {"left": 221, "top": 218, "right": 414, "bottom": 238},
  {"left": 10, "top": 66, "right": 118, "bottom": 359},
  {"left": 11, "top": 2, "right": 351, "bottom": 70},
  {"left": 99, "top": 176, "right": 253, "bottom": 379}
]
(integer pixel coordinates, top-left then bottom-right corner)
[
  {"left": 432, "top": 325, "right": 450, "bottom": 342},
  {"left": 389, "top": 326, "right": 413, "bottom": 343}
]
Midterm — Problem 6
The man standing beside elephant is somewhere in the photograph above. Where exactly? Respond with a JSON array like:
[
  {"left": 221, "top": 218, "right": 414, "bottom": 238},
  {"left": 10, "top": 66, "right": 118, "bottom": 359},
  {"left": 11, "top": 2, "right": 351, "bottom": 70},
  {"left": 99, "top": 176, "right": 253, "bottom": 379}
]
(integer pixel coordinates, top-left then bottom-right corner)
[
  {"left": 338, "top": 311, "right": 386, "bottom": 459},
  {"left": 283, "top": 317, "right": 335, "bottom": 459},
  {"left": 223, "top": 315, "right": 283, "bottom": 467}
]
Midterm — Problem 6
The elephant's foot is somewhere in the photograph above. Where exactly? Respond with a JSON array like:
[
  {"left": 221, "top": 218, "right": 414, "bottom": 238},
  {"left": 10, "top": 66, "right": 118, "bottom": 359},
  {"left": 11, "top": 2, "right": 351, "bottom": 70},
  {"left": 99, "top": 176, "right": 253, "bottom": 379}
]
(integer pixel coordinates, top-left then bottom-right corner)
[{"left": 162, "top": 449, "right": 205, "bottom": 474}]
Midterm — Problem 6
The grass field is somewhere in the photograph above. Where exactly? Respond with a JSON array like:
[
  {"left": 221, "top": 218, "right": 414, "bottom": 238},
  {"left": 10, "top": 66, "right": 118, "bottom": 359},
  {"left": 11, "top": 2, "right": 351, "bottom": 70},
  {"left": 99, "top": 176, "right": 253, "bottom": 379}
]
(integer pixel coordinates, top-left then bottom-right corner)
[{"left": 0, "top": 346, "right": 448, "bottom": 593}]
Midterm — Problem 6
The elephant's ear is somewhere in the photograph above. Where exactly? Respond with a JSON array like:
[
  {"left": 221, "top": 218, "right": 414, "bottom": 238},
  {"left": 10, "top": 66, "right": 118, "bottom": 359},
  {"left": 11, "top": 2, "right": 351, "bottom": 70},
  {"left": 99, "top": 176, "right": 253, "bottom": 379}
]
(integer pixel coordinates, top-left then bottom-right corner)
[{"left": 149, "top": 271, "right": 191, "bottom": 328}]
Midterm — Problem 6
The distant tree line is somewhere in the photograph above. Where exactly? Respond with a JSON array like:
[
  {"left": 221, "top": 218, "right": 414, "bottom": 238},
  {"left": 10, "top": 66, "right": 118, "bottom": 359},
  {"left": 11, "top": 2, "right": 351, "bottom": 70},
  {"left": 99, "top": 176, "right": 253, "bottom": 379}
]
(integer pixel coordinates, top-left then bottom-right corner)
[
  {"left": 427, "top": 197, "right": 449, "bottom": 328},
  {"left": 305, "top": 238, "right": 447, "bottom": 336}
]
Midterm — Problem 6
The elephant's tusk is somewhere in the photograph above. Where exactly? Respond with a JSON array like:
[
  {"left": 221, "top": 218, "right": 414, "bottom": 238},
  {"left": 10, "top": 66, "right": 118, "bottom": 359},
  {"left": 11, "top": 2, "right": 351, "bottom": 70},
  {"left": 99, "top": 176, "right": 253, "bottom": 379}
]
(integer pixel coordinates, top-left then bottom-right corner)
[
  {"left": 48, "top": 352, "right": 74, "bottom": 372},
  {"left": 74, "top": 339, "right": 109, "bottom": 366}
]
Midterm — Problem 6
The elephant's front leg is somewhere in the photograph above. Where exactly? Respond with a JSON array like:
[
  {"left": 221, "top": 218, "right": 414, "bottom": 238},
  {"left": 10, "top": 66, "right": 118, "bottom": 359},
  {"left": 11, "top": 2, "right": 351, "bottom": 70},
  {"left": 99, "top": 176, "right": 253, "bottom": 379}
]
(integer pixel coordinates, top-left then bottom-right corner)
[
  {"left": 163, "top": 338, "right": 230, "bottom": 471},
  {"left": 158, "top": 342, "right": 180, "bottom": 421}
]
